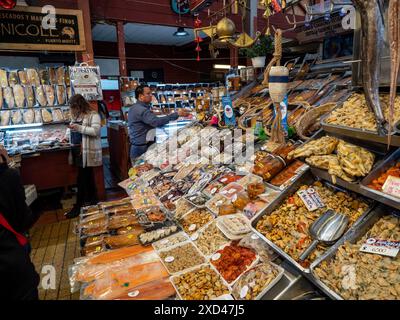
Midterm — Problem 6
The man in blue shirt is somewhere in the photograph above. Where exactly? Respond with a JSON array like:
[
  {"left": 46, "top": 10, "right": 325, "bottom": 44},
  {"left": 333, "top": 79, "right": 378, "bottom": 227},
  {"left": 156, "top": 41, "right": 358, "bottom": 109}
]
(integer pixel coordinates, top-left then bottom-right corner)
[{"left": 128, "top": 85, "right": 188, "bottom": 162}]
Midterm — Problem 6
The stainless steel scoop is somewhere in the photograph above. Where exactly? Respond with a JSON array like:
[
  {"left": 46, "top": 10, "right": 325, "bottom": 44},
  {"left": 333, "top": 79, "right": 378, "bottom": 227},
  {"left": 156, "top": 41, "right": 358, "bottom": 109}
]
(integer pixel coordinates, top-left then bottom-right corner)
[{"left": 299, "top": 209, "right": 349, "bottom": 262}]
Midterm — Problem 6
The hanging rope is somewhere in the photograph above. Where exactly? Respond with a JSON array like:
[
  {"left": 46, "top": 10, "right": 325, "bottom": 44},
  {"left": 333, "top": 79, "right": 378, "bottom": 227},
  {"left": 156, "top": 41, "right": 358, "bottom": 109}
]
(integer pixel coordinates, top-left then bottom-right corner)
[{"left": 262, "top": 29, "right": 282, "bottom": 86}]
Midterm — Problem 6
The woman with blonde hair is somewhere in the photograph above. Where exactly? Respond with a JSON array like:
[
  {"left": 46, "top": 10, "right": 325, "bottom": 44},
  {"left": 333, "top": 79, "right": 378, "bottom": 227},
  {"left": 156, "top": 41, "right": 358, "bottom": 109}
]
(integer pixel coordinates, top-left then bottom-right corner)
[{"left": 65, "top": 94, "right": 102, "bottom": 218}]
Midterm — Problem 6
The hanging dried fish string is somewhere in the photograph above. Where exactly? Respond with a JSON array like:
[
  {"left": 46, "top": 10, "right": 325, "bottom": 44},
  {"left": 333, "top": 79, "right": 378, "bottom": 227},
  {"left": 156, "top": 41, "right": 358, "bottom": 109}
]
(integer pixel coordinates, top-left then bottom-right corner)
[
  {"left": 353, "top": 0, "right": 386, "bottom": 135},
  {"left": 387, "top": 0, "right": 400, "bottom": 147}
]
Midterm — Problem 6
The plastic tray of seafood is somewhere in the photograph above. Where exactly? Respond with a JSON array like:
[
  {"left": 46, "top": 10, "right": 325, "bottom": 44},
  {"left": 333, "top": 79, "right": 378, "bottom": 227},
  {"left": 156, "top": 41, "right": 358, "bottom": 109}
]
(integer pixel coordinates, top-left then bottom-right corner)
[
  {"left": 170, "top": 263, "right": 232, "bottom": 300},
  {"left": 309, "top": 204, "right": 400, "bottom": 300},
  {"left": 360, "top": 148, "right": 400, "bottom": 210},
  {"left": 184, "top": 192, "right": 209, "bottom": 208},
  {"left": 138, "top": 223, "right": 180, "bottom": 246},
  {"left": 156, "top": 241, "right": 206, "bottom": 275},
  {"left": 191, "top": 220, "right": 230, "bottom": 257},
  {"left": 320, "top": 93, "right": 400, "bottom": 147},
  {"left": 231, "top": 262, "right": 285, "bottom": 300},
  {"left": 209, "top": 242, "right": 260, "bottom": 286},
  {"left": 135, "top": 206, "right": 173, "bottom": 230},
  {"left": 178, "top": 207, "right": 216, "bottom": 235},
  {"left": 251, "top": 170, "right": 375, "bottom": 273}
]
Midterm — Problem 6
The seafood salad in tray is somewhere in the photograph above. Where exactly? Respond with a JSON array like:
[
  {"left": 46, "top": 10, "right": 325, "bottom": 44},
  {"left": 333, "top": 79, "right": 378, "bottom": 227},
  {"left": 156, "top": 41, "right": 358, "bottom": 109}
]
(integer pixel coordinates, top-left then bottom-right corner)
[
  {"left": 170, "top": 264, "right": 232, "bottom": 300},
  {"left": 252, "top": 171, "right": 373, "bottom": 271},
  {"left": 311, "top": 207, "right": 400, "bottom": 300}
]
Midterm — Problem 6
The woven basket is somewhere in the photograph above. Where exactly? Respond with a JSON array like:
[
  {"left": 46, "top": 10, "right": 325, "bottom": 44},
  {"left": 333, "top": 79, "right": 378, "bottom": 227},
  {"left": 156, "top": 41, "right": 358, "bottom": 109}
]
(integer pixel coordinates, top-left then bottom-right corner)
[{"left": 295, "top": 102, "right": 337, "bottom": 140}]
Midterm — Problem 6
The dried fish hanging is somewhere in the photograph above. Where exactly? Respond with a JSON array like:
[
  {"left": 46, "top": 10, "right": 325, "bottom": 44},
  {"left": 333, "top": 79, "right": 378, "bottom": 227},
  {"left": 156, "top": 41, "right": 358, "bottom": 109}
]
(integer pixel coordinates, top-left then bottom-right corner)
[
  {"left": 387, "top": 0, "right": 400, "bottom": 147},
  {"left": 353, "top": 0, "right": 386, "bottom": 136}
]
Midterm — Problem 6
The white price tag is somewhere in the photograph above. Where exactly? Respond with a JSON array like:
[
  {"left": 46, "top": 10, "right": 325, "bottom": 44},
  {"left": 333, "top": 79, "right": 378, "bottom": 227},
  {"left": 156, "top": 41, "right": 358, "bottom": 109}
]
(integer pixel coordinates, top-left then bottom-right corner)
[
  {"left": 127, "top": 290, "right": 140, "bottom": 298},
  {"left": 307, "top": 188, "right": 325, "bottom": 208},
  {"left": 297, "top": 190, "right": 319, "bottom": 211},
  {"left": 165, "top": 256, "right": 175, "bottom": 263},
  {"left": 212, "top": 253, "right": 221, "bottom": 261},
  {"left": 251, "top": 234, "right": 259, "bottom": 240},
  {"left": 359, "top": 238, "right": 400, "bottom": 257},
  {"left": 221, "top": 178, "right": 228, "bottom": 182},
  {"left": 189, "top": 224, "right": 197, "bottom": 231},
  {"left": 232, "top": 193, "right": 238, "bottom": 202},
  {"left": 221, "top": 190, "right": 228, "bottom": 195},
  {"left": 240, "top": 285, "right": 249, "bottom": 299},
  {"left": 191, "top": 233, "right": 199, "bottom": 241},
  {"left": 382, "top": 176, "right": 400, "bottom": 198},
  {"left": 168, "top": 194, "right": 174, "bottom": 200},
  {"left": 211, "top": 187, "right": 217, "bottom": 194},
  {"left": 216, "top": 200, "right": 224, "bottom": 206}
]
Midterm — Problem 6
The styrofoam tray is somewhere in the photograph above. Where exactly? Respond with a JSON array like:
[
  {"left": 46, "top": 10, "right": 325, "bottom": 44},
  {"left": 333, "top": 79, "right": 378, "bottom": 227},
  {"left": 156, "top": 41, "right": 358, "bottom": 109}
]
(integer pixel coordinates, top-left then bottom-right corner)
[{"left": 216, "top": 214, "right": 252, "bottom": 239}]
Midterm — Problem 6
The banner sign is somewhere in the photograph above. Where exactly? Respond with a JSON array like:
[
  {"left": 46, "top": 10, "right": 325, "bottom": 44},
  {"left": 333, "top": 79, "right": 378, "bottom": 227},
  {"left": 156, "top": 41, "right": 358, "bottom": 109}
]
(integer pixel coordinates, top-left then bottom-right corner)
[{"left": 0, "top": 6, "right": 86, "bottom": 51}]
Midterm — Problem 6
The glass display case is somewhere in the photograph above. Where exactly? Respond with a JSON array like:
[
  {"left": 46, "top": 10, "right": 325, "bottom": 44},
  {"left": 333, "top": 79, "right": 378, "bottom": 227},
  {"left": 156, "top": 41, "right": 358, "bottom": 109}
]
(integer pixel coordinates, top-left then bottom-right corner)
[{"left": 1, "top": 123, "right": 70, "bottom": 156}]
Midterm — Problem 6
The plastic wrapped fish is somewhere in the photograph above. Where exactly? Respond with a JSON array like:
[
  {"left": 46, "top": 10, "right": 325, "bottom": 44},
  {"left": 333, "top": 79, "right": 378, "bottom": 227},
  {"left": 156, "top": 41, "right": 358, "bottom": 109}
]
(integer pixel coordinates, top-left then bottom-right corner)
[
  {"left": 63, "top": 108, "right": 71, "bottom": 121},
  {"left": 41, "top": 108, "right": 53, "bottom": 123},
  {"left": 34, "top": 109, "right": 42, "bottom": 123},
  {"left": 39, "top": 69, "right": 49, "bottom": 85},
  {"left": 0, "top": 88, "right": 3, "bottom": 109},
  {"left": 49, "top": 67, "right": 57, "bottom": 85},
  {"left": 66, "top": 86, "right": 72, "bottom": 102},
  {"left": 0, "top": 69, "right": 8, "bottom": 87},
  {"left": 3, "top": 87, "right": 15, "bottom": 108},
  {"left": 23, "top": 109, "right": 35, "bottom": 124},
  {"left": 56, "top": 85, "right": 66, "bottom": 105},
  {"left": 52, "top": 108, "right": 64, "bottom": 122},
  {"left": 56, "top": 67, "right": 65, "bottom": 85},
  {"left": 8, "top": 71, "right": 19, "bottom": 86},
  {"left": 27, "top": 69, "right": 40, "bottom": 86},
  {"left": 13, "top": 85, "right": 25, "bottom": 108},
  {"left": 45, "top": 85, "right": 55, "bottom": 106},
  {"left": 25, "top": 86, "right": 35, "bottom": 108},
  {"left": 18, "top": 70, "right": 28, "bottom": 85},
  {"left": 1, "top": 110, "right": 10, "bottom": 126},
  {"left": 11, "top": 110, "right": 22, "bottom": 125},
  {"left": 36, "top": 85, "right": 47, "bottom": 106}
]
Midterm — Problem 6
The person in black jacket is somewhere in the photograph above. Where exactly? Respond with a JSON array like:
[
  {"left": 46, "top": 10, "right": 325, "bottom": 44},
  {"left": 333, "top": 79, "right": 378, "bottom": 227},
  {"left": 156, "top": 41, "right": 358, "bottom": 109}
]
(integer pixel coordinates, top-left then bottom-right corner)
[{"left": 0, "top": 146, "right": 40, "bottom": 300}]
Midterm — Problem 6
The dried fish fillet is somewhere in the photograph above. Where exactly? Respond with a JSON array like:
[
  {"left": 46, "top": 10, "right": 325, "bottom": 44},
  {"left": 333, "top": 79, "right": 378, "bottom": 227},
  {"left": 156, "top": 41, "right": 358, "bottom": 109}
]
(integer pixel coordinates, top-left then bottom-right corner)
[
  {"left": 13, "top": 85, "right": 25, "bottom": 108},
  {"left": 8, "top": 71, "right": 19, "bottom": 86},
  {"left": 63, "top": 108, "right": 71, "bottom": 121},
  {"left": 1, "top": 111, "right": 10, "bottom": 126},
  {"left": 36, "top": 86, "right": 47, "bottom": 106},
  {"left": 39, "top": 69, "right": 49, "bottom": 85},
  {"left": 41, "top": 108, "right": 53, "bottom": 123},
  {"left": 49, "top": 67, "right": 57, "bottom": 85},
  {"left": 34, "top": 109, "right": 42, "bottom": 123},
  {"left": 12, "top": 110, "right": 22, "bottom": 125},
  {"left": 52, "top": 108, "right": 64, "bottom": 122},
  {"left": 27, "top": 69, "right": 40, "bottom": 87},
  {"left": 0, "top": 69, "right": 8, "bottom": 87},
  {"left": 3, "top": 87, "right": 15, "bottom": 109},
  {"left": 56, "top": 85, "right": 66, "bottom": 105},
  {"left": 288, "top": 136, "right": 338, "bottom": 159},
  {"left": 25, "top": 86, "right": 35, "bottom": 108},
  {"left": 18, "top": 70, "right": 28, "bottom": 85},
  {"left": 66, "top": 86, "right": 72, "bottom": 102},
  {"left": 23, "top": 109, "right": 35, "bottom": 124},
  {"left": 56, "top": 67, "right": 65, "bottom": 85},
  {"left": 45, "top": 85, "right": 55, "bottom": 106}
]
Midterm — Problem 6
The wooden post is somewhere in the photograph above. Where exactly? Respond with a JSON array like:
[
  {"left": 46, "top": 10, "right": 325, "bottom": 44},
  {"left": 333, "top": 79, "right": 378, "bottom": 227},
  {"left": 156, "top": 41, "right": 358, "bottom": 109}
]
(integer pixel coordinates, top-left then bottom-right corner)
[
  {"left": 77, "top": 0, "right": 94, "bottom": 64},
  {"left": 230, "top": 46, "right": 239, "bottom": 68},
  {"left": 117, "top": 21, "right": 128, "bottom": 77}
]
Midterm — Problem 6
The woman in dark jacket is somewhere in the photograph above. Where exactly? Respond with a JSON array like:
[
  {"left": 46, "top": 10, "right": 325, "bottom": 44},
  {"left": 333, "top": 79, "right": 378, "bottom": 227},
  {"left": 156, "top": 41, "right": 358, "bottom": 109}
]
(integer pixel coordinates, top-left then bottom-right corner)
[{"left": 0, "top": 146, "right": 40, "bottom": 300}]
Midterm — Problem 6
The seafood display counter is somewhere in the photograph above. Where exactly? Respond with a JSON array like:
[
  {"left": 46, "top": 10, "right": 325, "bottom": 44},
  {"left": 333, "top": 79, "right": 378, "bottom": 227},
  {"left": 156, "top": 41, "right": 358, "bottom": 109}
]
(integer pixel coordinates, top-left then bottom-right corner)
[{"left": 66, "top": 55, "right": 400, "bottom": 300}]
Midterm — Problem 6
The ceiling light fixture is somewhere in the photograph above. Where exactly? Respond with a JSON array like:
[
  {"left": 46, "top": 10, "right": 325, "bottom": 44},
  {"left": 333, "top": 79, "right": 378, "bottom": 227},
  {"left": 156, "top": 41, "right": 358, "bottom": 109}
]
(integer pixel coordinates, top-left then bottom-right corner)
[{"left": 173, "top": 26, "right": 189, "bottom": 37}]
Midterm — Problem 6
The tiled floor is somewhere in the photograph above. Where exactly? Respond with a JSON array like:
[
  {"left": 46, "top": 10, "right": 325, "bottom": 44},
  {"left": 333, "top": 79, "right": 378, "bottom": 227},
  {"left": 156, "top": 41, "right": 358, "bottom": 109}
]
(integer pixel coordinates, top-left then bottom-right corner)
[{"left": 29, "top": 155, "right": 126, "bottom": 300}]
